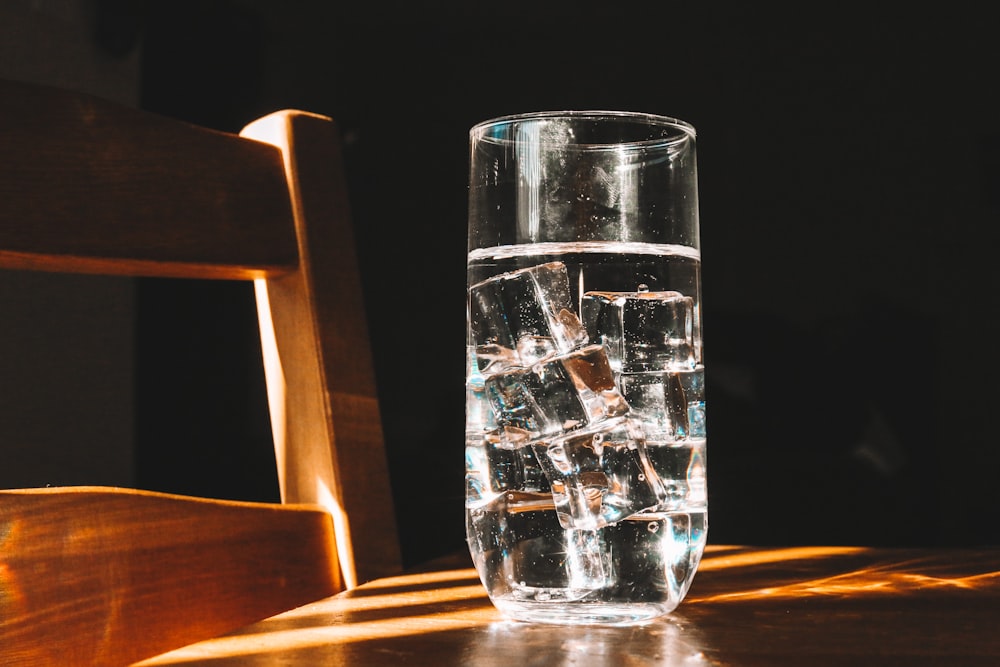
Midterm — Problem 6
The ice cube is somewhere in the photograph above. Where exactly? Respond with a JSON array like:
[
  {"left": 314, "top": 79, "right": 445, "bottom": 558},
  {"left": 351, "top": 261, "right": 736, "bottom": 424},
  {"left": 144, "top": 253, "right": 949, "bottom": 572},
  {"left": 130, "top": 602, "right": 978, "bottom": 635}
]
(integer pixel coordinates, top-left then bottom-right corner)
[
  {"left": 466, "top": 437, "right": 523, "bottom": 502},
  {"left": 564, "top": 527, "right": 611, "bottom": 590},
  {"left": 533, "top": 418, "right": 663, "bottom": 530},
  {"left": 469, "top": 262, "right": 588, "bottom": 375},
  {"left": 466, "top": 346, "right": 496, "bottom": 433},
  {"left": 484, "top": 344, "right": 629, "bottom": 448},
  {"left": 466, "top": 431, "right": 554, "bottom": 508},
  {"left": 643, "top": 439, "right": 708, "bottom": 509},
  {"left": 582, "top": 288, "right": 696, "bottom": 373},
  {"left": 619, "top": 368, "right": 705, "bottom": 441}
]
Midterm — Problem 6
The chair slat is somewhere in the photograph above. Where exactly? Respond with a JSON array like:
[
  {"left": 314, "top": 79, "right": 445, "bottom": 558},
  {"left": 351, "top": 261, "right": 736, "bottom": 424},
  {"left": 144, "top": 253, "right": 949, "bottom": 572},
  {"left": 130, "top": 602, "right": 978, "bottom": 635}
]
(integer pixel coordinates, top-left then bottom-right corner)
[
  {"left": 0, "top": 487, "right": 339, "bottom": 667},
  {"left": 0, "top": 80, "right": 298, "bottom": 279},
  {"left": 244, "top": 111, "right": 402, "bottom": 587}
]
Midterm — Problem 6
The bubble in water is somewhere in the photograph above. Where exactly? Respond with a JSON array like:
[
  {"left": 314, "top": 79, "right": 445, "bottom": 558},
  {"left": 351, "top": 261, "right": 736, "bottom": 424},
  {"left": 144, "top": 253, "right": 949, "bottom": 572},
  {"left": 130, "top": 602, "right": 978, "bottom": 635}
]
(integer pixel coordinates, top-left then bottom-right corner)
[
  {"left": 637, "top": 283, "right": 649, "bottom": 293},
  {"left": 647, "top": 521, "right": 660, "bottom": 533}
]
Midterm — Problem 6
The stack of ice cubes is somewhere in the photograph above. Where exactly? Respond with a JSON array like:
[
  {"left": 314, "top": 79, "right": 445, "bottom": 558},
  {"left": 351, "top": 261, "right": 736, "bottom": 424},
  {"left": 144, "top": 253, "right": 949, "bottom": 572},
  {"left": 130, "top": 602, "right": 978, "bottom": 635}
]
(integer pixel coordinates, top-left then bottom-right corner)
[
  {"left": 469, "top": 261, "right": 704, "bottom": 531},
  {"left": 582, "top": 286, "right": 706, "bottom": 510},
  {"left": 581, "top": 287, "right": 702, "bottom": 440}
]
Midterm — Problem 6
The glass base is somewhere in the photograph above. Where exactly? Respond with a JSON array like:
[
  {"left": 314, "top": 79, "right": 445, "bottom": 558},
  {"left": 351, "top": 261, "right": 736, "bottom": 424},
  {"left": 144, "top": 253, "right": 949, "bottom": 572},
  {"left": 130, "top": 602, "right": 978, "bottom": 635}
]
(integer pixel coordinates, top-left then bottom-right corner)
[{"left": 493, "top": 598, "right": 677, "bottom": 626}]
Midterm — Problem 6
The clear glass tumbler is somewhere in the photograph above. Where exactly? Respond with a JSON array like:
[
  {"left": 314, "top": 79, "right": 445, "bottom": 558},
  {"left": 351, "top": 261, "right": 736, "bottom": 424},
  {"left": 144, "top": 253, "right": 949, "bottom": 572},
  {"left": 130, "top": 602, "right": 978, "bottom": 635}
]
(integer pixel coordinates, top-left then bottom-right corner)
[{"left": 465, "top": 111, "right": 707, "bottom": 625}]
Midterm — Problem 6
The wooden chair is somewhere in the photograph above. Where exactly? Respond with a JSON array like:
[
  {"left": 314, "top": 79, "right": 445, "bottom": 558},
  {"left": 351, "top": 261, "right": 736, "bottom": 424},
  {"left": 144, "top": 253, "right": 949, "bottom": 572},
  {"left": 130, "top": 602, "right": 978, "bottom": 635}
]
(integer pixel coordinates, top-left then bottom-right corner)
[{"left": 0, "top": 79, "right": 401, "bottom": 666}]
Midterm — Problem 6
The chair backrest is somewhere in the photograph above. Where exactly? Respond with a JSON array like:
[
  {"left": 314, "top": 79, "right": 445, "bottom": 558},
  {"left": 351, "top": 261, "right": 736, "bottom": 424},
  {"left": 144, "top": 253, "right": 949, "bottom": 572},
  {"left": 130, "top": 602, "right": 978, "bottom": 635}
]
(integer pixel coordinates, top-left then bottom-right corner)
[{"left": 0, "top": 79, "right": 402, "bottom": 664}]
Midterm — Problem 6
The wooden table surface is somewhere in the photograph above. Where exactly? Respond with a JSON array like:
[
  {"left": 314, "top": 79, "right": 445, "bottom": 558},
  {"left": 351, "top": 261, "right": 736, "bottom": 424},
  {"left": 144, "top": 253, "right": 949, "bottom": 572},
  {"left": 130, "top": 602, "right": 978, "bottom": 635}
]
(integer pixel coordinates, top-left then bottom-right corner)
[{"left": 140, "top": 545, "right": 1000, "bottom": 666}]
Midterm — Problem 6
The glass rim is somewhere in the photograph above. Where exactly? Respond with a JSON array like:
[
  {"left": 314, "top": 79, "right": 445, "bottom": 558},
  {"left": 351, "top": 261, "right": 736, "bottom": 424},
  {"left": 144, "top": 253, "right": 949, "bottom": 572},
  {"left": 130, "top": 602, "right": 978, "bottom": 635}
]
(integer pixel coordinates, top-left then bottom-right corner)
[{"left": 469, "top": 110, "right": 696, "bottom": 149}]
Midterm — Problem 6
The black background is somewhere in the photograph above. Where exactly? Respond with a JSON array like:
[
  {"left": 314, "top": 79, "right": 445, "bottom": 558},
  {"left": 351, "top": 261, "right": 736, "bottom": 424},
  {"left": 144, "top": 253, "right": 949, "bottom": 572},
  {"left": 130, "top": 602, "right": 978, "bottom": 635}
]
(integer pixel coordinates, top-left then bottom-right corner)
[{"left": 117, "top": 1, "right": 999, "bottom": 567}]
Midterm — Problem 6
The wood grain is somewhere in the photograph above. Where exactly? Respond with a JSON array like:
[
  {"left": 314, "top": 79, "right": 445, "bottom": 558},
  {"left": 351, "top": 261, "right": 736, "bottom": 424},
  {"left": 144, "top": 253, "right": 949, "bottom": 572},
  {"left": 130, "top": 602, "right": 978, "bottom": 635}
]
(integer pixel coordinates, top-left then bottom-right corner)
[
  {"left": 242, "top": 111, "right": 402, "bottom": 587},
  {"left": 0, "top": 487, "right": 339, "bottom": 667},
  {"left": 0, "top": 79, "right": 297, "bottom": 279},
  {"left": 141, "top": 545, "right": 1000, "bottom": 666},
  {"left": 0, "top": 79, "right": 402, "bottom": 597}
]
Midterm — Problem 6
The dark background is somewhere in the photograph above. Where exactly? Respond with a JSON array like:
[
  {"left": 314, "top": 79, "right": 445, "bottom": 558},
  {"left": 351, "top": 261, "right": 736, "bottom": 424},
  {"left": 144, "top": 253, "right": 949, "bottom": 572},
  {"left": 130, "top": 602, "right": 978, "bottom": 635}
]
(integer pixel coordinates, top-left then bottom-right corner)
[{"left": 110, "top": 1, "right": 999, "bottom": 567}]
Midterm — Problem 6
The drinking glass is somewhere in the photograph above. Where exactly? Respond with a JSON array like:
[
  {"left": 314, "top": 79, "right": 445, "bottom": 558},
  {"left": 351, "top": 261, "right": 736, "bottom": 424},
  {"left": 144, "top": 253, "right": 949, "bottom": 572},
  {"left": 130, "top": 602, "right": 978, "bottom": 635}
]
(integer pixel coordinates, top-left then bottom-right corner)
[{"left": 465, "top": 111, "right": 707, "bottom": 625}]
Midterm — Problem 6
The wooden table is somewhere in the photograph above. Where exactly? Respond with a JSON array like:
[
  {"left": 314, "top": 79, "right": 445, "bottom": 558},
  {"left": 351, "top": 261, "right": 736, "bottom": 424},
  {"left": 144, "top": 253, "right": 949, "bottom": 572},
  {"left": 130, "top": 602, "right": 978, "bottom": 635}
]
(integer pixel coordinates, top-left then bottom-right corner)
[{"left": 140, "top": 545, "right": 1000, "bottom": 666}]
